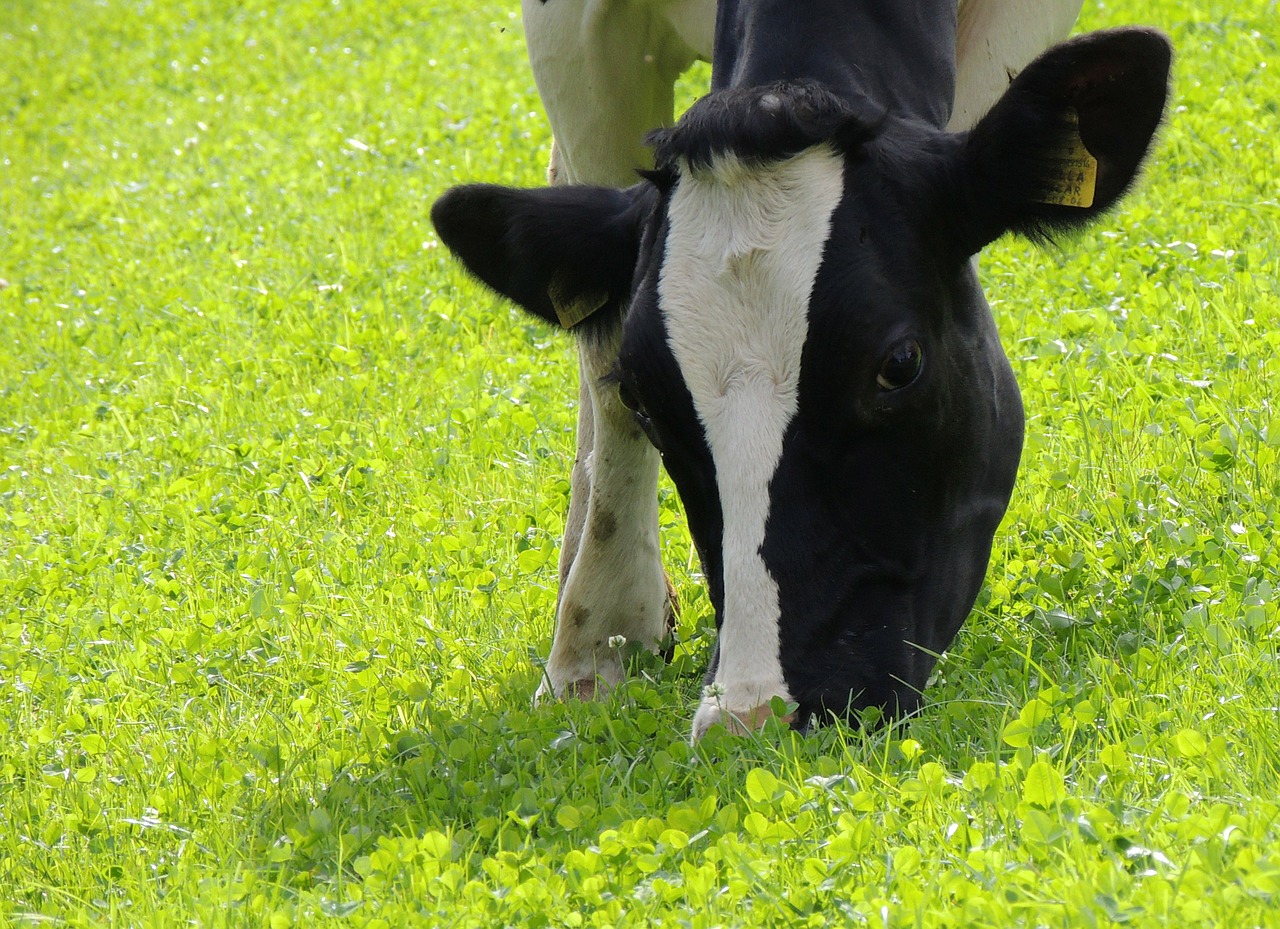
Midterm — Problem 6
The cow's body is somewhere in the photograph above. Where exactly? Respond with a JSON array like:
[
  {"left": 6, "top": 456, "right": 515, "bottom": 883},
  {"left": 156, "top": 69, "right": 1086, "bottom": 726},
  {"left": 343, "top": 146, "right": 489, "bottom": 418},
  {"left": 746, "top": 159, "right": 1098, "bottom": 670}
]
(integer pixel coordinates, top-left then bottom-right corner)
[
  {"left": 434, "top": 1, "right": 1170, "bottom": 737},
  {"left": 523, "top": 0, "right": 1084, "bottom": 190}
]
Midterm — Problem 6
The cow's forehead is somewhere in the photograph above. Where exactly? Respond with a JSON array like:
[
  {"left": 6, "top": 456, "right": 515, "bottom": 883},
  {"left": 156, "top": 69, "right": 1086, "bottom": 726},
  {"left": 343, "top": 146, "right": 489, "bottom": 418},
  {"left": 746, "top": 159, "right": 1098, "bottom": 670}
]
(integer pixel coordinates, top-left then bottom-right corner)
[
  {"left": 654, "top": 145, "right": 845, "bottom": 701},
  {"left": 657, "top": 145, "right": 845, "bottom": 393}
]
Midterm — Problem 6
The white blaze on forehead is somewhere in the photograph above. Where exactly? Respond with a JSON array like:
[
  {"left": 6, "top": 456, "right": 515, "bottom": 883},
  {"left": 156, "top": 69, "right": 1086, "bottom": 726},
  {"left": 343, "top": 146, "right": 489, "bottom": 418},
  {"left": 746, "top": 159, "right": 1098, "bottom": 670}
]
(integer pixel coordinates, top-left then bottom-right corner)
[{"left": 658, "top": 145, "right": 844, "bottom": 728}]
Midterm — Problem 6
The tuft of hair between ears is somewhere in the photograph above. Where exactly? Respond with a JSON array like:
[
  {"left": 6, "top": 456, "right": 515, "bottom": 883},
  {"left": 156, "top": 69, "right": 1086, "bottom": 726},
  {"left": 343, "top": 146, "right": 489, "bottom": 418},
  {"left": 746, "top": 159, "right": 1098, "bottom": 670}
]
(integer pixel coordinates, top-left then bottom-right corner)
[{"left": 647, "top": 79, "right": 887, "bottom": 175}]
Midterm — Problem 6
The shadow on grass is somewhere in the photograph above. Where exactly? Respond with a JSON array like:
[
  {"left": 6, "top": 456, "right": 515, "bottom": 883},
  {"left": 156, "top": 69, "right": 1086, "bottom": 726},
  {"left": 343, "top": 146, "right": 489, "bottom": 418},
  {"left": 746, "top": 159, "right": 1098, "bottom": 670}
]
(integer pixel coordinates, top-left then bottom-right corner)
[{"left": 230, "top": 655, "right": 713, "bottom": 888}]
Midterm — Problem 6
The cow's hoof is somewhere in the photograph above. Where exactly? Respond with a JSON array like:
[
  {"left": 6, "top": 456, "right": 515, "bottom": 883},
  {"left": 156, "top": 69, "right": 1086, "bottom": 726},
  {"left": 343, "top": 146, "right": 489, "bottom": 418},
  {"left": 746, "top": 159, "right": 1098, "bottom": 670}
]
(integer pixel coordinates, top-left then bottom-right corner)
[
  {"left": 691, "top": 695, "right": 795, "bottom": 742},
  {"left": 534, "top": 666, "right": 618, "bottom": 705}
]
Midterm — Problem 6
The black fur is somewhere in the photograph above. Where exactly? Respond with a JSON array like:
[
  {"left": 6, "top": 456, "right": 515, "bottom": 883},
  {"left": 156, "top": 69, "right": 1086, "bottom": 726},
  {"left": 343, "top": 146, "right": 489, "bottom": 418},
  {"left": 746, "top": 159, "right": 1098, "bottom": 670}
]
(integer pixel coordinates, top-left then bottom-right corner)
[
  {"left": 712, "top": 0, "right": 958, "bottom": 128},
  {"left": 430, "top": 182, "right": 657, "bottom": 336}
]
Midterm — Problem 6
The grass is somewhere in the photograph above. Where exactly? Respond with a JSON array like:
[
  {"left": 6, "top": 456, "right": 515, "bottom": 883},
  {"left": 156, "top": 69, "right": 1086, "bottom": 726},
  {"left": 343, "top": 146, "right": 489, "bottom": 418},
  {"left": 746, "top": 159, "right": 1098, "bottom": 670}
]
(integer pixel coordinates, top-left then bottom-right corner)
[{"left": 1, "top": 0, "right": 1278, "bottom": 925}]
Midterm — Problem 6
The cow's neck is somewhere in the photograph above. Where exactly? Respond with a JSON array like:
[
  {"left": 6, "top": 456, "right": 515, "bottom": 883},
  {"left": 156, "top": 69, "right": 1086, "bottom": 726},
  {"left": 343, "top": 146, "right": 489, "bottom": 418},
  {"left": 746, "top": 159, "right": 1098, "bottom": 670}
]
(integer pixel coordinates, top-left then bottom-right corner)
[{"left": 711, "top": 0, "right": 958, "bottom": 129}]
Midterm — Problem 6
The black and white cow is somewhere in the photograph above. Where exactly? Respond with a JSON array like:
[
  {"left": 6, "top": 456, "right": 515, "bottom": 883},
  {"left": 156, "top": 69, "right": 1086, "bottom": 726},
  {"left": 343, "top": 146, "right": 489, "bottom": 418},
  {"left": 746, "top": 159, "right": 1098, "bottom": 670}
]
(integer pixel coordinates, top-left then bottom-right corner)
[{"left": 431, "top": 0, "right": 1171, "bottom": 738}]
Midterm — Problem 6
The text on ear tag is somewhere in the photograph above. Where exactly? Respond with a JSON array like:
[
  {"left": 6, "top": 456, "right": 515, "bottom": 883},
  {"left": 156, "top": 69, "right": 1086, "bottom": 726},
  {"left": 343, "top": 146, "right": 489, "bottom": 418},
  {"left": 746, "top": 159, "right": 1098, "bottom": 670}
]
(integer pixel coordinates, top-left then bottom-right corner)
[
  {"left": 1040, "top": 108, "right": 1098, "bottom": 209},
  {"left": 548, "top": 274, "right": 609, "bottom": 329}
]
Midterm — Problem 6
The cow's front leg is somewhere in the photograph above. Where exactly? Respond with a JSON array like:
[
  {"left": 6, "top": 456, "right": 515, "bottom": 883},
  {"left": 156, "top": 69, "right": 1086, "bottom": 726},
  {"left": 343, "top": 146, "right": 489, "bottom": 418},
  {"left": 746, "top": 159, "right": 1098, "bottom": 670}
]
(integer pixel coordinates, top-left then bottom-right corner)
[
  {"left": 554, "top": 354, "right": 595, "bottom": 600},
  {"left": 536, "top": 335, "right": 672, "bottom": 701}
]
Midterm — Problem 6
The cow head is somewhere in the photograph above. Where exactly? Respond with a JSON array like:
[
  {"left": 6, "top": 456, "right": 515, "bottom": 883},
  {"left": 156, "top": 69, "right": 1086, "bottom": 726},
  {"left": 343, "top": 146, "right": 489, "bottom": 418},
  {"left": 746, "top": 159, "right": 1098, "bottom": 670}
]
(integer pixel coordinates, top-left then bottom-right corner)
[{"left": 431, "top": 29, "right": 1171, "bottom": 733}]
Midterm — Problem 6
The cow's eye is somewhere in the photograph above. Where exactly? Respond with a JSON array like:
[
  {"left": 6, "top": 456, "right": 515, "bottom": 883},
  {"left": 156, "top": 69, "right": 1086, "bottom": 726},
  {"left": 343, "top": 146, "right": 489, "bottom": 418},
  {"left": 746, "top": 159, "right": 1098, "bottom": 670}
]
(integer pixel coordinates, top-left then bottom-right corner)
[{"left": 876, "top": 339, "right": 923, "bottom": 391}]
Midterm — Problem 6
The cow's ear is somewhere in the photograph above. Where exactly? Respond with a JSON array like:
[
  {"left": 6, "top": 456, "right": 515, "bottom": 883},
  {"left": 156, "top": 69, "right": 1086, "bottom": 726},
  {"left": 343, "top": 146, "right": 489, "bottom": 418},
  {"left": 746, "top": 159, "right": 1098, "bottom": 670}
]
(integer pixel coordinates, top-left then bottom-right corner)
[
  {"left": 431, "top": 182, "right": 651, "bottom": 330},
  {"left": 954, "top": 27, "right": 1172, "bottom": 255}
]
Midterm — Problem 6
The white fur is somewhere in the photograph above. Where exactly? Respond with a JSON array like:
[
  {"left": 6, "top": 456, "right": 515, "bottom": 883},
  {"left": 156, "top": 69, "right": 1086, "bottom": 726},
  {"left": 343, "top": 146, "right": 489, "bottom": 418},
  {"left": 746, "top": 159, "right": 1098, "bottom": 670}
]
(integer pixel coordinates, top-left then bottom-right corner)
[
  {"left": 658, "top": 148, "right": 845, "bottom": 738},
  {"left": 521, "top": 0, "right": 711, "bottom": 185}
]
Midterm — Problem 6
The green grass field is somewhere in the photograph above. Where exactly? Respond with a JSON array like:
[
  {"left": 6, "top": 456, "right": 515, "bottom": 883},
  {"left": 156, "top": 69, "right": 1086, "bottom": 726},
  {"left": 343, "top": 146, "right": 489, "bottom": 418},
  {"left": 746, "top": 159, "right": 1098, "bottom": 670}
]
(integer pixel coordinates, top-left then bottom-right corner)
[{"left": 2, "top": 0, "right": 1278, "bottom": 925}]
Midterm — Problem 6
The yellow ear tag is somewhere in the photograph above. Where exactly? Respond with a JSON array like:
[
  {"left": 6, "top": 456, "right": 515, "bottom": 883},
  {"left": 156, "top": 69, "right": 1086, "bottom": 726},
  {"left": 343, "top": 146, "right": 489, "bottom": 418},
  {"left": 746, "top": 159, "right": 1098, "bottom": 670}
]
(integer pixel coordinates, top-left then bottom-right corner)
[
  {"left": 1040, "top": 108, "right": 1098, "bottom": 209},
  {"left": 548, "top": 273, "right": 609, "bottom": 329}
]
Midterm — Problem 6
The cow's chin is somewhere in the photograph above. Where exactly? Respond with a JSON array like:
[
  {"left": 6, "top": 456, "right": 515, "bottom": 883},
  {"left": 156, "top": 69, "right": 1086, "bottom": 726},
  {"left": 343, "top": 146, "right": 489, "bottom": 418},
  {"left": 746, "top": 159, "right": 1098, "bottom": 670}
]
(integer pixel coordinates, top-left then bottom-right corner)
[
  {"left": 794, "top": 676, "right": 929, "bottom": 732},
  {"left": 771, "top": 568, "right": 985, "bottom": 733}
]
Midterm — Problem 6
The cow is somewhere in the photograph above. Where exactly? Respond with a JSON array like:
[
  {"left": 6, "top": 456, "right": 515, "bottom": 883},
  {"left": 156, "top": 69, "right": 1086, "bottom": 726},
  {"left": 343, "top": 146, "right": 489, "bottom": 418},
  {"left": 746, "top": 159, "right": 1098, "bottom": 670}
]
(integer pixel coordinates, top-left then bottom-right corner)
[{"left": 430, "top": 0, "right": 1171, "bottom": 739}]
